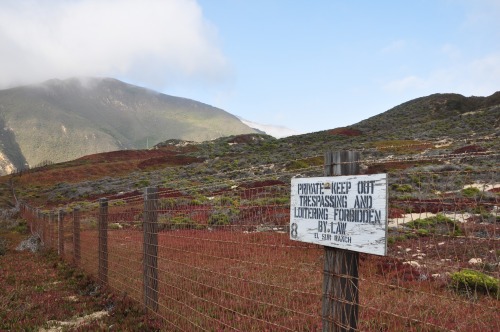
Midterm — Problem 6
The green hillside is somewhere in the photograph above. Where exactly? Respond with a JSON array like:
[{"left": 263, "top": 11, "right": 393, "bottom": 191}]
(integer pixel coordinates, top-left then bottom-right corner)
[
  {"left": 2, "top": 90, "right": 496, "bottom": 209},
  {"left": 0, "top": 77, "right": 257, "bottom": 174},
  {"left": 351, "top": 92, "right": 500, "bottom": 140},
  {"left": 1, "top": 90, "right": 498, "bottom": 332}
]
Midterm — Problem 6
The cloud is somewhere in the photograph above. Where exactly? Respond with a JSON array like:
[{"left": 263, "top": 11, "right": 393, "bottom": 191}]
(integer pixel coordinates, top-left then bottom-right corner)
[
  {"left": 440, "top": 43, "right": 461, "bottom": 61},
  {"left": 383, "top": 52, "right": 500, "bottom": 97},
  {"left": 239, "top": 118, "right": 300, "bottom": 138},
  {"left": 463, "top": 52, "right": 500, "bottom": 94},
  {"left": 462, "top": 0, "right": 500, "bottom": 30},
  {"left": 382, "top": 75, "right": 425, "bottom": 92},
  {"left": 379, "top": 39, "right": 407, "bottom": 54},
  {"left": 0, "top": 0, "right": 228, "bottom": 89}
]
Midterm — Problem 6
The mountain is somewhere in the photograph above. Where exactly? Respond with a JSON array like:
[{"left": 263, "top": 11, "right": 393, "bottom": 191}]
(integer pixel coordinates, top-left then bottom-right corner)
[
  {"left": 0, "top": 77, "right": 257, "bottom": 174},
  {"left": 1, "top": 91, "right": 498, "bottom": 332},
  {"left": 3, "top": 90, "right": 497, "bottom": 209},
  {"left": 351, "top": 92, "right": 500, "bottom": 140}
]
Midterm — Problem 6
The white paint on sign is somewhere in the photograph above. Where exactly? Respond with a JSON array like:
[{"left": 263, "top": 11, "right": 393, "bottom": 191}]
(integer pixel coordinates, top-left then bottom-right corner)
[{"left": 290, "top": 174, "right": 388, "bottom": 255}]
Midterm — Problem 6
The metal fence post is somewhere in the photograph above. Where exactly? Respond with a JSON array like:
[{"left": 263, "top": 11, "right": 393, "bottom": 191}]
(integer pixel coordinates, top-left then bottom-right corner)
[
  {"left": 323, "top": 151, "right": 360, "bottom": 331},
  {"left": 73, "top": 207, "right": 81, "bottom": 264},
  {"left": 143, "top": 187, "right": 159, "bottom": 312},
  {"left": 98, "top": 198, "right": 108, "bottom": 285}
]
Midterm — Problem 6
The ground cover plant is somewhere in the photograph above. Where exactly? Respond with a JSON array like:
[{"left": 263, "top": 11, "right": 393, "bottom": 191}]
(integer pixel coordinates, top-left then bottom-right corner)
[
  {"left": 10, "top": 145, "right": 500, "bottom": 331},
  {"left": 451, "top": 269, "right": 499, "bottom": 298},
  {"left": 1, "top": 91, "right": 499, "bottom": 330},
  {"left": 0, "top": 223, "right": 161, "bottom": 331},
  {"left": 22, "top": 176, "right": 497, "bottom": 331},
  {"left": 44, "top": 223, "right": 500, "bottom": 331}
]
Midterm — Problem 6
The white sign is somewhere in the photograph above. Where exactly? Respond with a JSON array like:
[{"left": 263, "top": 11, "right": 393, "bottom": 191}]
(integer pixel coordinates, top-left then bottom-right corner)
[{"left": 290, "top": 174, "right": 388, "bottom": 256}]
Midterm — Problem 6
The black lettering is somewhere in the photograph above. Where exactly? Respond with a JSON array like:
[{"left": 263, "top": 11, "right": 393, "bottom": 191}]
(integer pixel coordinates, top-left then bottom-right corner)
[
  {"left": 318, "top": 220, "right": 327, "bottom": 232},
  {"left": 294, "top": 207, "right": 329, "bottom": 220},
  {"left": 332, "top": 208, "right": 382, "bottom": 224},
  {"left": 298, "top": 183, "right": 325, "bottom": 195},
  {"left": 354, "top": 195, "right": 373, "bottom": 208},
  {"left": 331, "top": 182, "right": 351, "bottom": 195},
  {"left": 357, "top": 180, "right": 375, "bottom": 194},
  {"left": 334, "top": 235, "right": 352, "bottom": 243},
  {"left": 335, "top": 222, "right": 347, "bottom": 235}
]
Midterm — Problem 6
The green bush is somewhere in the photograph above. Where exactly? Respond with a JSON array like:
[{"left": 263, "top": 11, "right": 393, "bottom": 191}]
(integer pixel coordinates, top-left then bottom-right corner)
[
  {"left": 110, "top": 199, "right": 126, "bottom": 207},
  {"left": 286, "top": 160, "right": 309, "bottom": 170},
  {"left": 134, "top": 179, "right": 150, "bottom": 188},
  {"left": 191, "top": 194, "right": 209, "bottom": 206},
  {"left": 451, "top": 269, "right": 499, "bottom": 298},
  {"left": 215, "top": 196, "right": 239, "bottom": 207},
  {"left": 14, "top": 220, "right": 28, "bottom": 234},
  {"left": 409, "top": 175, "right": 422, "bottom": 188},
  {"left": 208, "top": 213, "right": 230, "bottom": 226},
  {"left": 416, "top": 229, "right": 430, "bottom": 236},
  {"left": 158, "top": 215, "right": 197, "bottom": 230},
  {"left": 391, "top": 184, "right": 413, "bottom": 193},
  {"left": 108, "top": 223, "right": 122, "bottom": 230},
  {"left": 160, "top": 198, "right": 177, "bottom": 209},
  {"left": 462, "top": 187, "right": 481, "bottom": 198},
  {"left": 171, "top": 216, "right": 195, "bottom": 229},
  {"left": 405, "top": 214, "right": 463, "bottom": 236}
]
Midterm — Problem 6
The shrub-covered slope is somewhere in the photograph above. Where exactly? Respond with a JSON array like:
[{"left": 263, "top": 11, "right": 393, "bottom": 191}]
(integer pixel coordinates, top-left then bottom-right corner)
[
  {"left": 1, "top": 91, "right": 498, "bottom": 208},
  {"left": 0, "top": 77, "right": 257, "bottom": 174}
]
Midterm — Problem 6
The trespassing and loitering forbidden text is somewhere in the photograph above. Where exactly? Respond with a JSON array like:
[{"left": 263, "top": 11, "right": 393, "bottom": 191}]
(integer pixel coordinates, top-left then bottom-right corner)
[{"left": 290, "top": 174, "right": 388, "bottom": 255}]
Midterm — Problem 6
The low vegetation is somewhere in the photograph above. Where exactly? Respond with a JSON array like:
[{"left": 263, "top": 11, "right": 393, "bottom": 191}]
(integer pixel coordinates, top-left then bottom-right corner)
[
  {"left": 451, "top": 269, "right": 499, "bottom": 298},
  {"left": 405, "top": 214, "right": 463, "bottom": 236},
  {"left": 0, "top": 224, "right": 161, "bottom": 331},
  {"left": 0, "top": 90, "right": 498, "bottom": 330}
]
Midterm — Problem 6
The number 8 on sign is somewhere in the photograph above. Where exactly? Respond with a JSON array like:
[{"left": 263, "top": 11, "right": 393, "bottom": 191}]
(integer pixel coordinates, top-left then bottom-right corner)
[{"left": 290, "top": 223, "right": 298, "bottom": 239}]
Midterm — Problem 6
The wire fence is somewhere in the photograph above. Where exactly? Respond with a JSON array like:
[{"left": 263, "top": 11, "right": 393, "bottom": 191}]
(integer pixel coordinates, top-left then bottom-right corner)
[{"left": 20, "top": 156, "right": 499, "bottom": 331}]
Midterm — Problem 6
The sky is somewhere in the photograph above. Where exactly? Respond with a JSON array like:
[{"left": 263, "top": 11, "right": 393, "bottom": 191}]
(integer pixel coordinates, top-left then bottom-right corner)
[{"left": 0, "top": 0, "right": 499, "bottom": 136}]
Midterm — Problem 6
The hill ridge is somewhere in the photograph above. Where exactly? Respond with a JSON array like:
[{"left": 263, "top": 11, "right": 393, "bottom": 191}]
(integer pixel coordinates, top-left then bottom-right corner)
[{"left": 0, "top": 77, "right": 257, "bottom": 174}]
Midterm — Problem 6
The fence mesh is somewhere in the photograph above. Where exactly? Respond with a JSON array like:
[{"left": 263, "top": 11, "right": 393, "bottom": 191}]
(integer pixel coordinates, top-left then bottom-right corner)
[{"left": 20, "top": 157, "right": 499, "bottom": 331}]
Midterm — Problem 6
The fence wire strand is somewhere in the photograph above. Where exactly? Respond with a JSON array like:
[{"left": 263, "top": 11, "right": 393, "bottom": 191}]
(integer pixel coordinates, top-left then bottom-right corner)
[{"left": 19, "top": 153, "right": 499, "bottom": 331}]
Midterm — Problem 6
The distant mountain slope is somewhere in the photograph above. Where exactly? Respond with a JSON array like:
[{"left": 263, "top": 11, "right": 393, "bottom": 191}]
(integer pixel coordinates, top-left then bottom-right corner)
[
  {"left": 351, "top": 92, "right": 500, "bottom": 140},
  {"left": 5, "top": 91, "right": 498, "bottom": 208},
  {"left": 0, "top": 77, "right": 257, "bottom": 174}
]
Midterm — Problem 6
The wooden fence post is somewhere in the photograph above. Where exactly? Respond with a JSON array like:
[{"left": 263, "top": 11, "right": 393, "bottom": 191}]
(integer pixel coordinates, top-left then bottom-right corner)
[
  {"left": 49, "top": 210, "right": 55, "bottom": 249},
  {"left": 323, "top": 151, "right": 360, "bottom": 331},
  {"left": 73, "top": 207, "right": 81, "bottom": 264},
  {"left": 34, "top": 208, "right": 39, "bottom": 236},
  {"left": 33, "top": 208, "right": 39, "bottom": 238},
  {"left": 42, "top": 212, "right": 47, "bottom": 245},
  {"left": 58, "top": 209, "right": 64, "bottom": 256},
  {"left": 143, "top": 187, "right": 159, "bottom": 312},
  {"left": 98, "top": 198, "right": 108, "bottom": 285}
]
